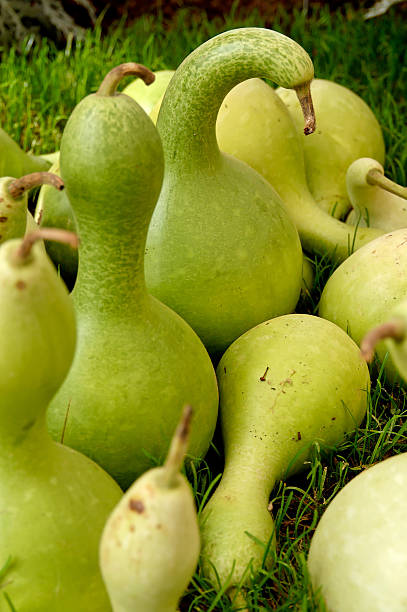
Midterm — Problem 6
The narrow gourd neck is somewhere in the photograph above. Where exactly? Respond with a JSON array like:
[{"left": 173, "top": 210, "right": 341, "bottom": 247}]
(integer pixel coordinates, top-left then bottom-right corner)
[
  {"left": 157, "top": 27, "right": 314, "bottom": 171},
  {"left": 220, "top": 448, "right": 277, "bottom": 501},
  {"left": 0, "top": 410, "right": 51, "bottom": 458}
]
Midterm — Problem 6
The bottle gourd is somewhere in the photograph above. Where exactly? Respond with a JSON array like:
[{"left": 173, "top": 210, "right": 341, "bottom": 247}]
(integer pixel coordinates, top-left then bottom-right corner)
[
  {"left": 0, "top": 230, "right": 122, "bottom": 611},
  {"left": 46, "top": 63, "right": 219, "bottom": 489},
  {"left": 145, "top": 28, "right": 315, "bottom": 356},
  {"left": 0, "top": 126, "right": 51, "bottom": 178}
]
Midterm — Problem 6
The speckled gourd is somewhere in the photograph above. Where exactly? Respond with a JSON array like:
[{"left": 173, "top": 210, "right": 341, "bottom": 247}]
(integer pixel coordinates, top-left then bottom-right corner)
[
  {"left": 145, "top": 28, "right": 315, "bottom": 357},
  {"left": 216, "top": 78, "right": 383, "bottom": 262},
  {"left": 100, "top": 405, "right": 200, "bottom": 612},
  {"left": 0, "top": 127, "right": 51, "bottom": 178},
  {"left": 200, "top": 314, "right": 370, "bottom": 595},
  {"left": 46, "top": 64, "right": 219, "bottom": 490},
  {"left": 345, "top": 157, "right": 407, "bottom": 230},
  {"left": 319, "top": 228, "right": 407, "bottom": 384},
  {"left": 0, "top": 230, "right": 122, "bottom": 612},
  {"left": 276, "top": 79, "right": 385, "bottom": 218}
]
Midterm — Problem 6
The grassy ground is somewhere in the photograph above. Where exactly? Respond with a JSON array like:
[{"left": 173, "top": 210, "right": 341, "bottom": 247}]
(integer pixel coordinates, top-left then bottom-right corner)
[{"left": 1, "top": 4, "right": 407, "bottom": 611}]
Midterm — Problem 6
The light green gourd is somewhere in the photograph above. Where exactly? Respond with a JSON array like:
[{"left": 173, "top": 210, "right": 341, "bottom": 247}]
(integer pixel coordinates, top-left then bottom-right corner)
[
  {"left": 308, "top": 453, "right": 407, "bottom": 612},
  {"left": 46, "top": 63, "right": 218, "bottom": 490},
  {"left": 0, "top": 127, "right": 51, "bottom": 177},
  {"left": 0, "top": 230, "right": 122, "bottom": 612},
  {"left": 35, "top": 160, "right": 78, "bottom": 290},
  {"left": 345, "top": 157, "right": 407, "bottom": 230},
  {"left": 145, "top": 28, "right": 315, "bottom": 357},
  {"left": 100, "top": 405, "right": 200, "bottom": 612},
  {"left": 215, "top": 77, "right": 383, "bottom": 262},
  {"left": 276, "top": 79, "right": 385, "bottom": 219},
  {"left": 319, "top": 228, "right": 407, "bottom": 384},
  {"left": 200, "top": 314, "right": 370, "bottom": 597},
  {"left": 122, "top": 69, "right": 175, "bottom": 114}
]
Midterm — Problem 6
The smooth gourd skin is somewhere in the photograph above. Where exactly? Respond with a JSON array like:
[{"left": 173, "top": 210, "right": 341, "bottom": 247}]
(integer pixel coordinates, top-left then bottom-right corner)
[
  {"left": 46, "top": 87, "right": 218, "bottom": 489},
  {"left": 35, "top": 159, "right": 78, "bottom": 289},
  {"left": 145, "top": 28, "right": 312, "bottom": 356},
  {"left": 0, "top": 239, "right": 122, "bottom": 611},
  {"left": 308, "top": 453, "right": 407, "bottom": 612},
  {"left": 276, "top": 79, "right": 385, "bottom": 219},
  {"left": 0, "top": 127, "right": 51, "bottom": 177},
  {"left": 200, "top": 314, "right": 370, "bottom": 589},
  {"left": 123, "top": 69, "right": 175, "bottom": 114},
  {"left": 319, "top": 228, "right": 407, "bottom": 384},
  {"left": 215, "top": 78, "right": 383, "bottom": 262}
]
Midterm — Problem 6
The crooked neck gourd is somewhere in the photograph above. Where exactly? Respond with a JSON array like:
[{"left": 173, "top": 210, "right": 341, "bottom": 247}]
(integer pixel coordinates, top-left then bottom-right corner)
[
  {"left": 200, "top": 314, "right": 370, "bottom": 600},
  {"left": 216, "top": 77, "right": 384, "bottom": 263},
  {"left": 0, "top": 172, "right": 64, "bottom": 244},
  {"left": 46, "top": 63, "right": 219, "bottom": 490},
  {"left": 0, "top": 229, "right": 122, "bottom": 611},
  {"left": 100, "top": 405, "right": 200, "bottom": 612},
  {"left": 145, "top": 28, "right": 315, "bottom": 357},
  {"left": 0, "top": 127, "right": 51, "bottom": 178},
  {"left": 345, "top": 157, "right": 407, "bottom": 231}
]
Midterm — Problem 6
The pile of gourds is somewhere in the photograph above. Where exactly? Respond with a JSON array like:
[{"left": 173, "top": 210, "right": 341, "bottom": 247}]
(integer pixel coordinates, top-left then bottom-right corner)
[{"left": 1, "top": 26, "right": 407, "bottom": 612}]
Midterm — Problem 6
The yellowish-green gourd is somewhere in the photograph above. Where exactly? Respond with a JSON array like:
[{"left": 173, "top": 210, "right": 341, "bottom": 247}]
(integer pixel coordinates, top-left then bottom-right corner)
[
  {"left": 100, "top": 405, "right": 200, "bottom": 612},
  {"left": 145, "top": 28, "right": 315, "bottom": 357},
  {"left": 122, "top": 69, "right": 175, "bottom": 114},
  {"left": 0, "top": 229, "right": 122, "bottom": 611},
  {"left": 0, "top": 127, "right": 51, "bottom": 177},
  {"left": 308, "top": 453, "right": 407, "bottom": 611},
  {"left": 215, "top": 78, "right": 383, "bottom": 262},
  {"left": 200, "top": 314, "right": 370, "bottom": 600},
  {"left": 46, "top": 63, "right": 218, "bottom": 489},
  {"left": 319, "top": 228, "right": 407, "bottom": 384},
  {"left": 345, "top": 157, "right": 407, "bottom": 230},
  {"left": 276, "top": 79, "right": 385, "bottom": 219}
]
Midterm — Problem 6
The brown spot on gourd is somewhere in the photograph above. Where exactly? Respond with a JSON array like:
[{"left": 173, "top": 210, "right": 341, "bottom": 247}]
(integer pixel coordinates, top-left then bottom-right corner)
[
  {"left": 16, "top": 280, "right": 26, "bottom": 290},
  {"left": 129, "top": 499, "right": 145, "bottom": 513},
  {"left": 0, "top": 217, "right": 7, "bottom": 222}
]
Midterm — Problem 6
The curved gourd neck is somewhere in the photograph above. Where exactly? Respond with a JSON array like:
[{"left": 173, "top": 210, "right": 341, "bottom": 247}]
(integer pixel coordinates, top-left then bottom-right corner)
[
  {"left": 0, "top": 404, "right": 52, "bottom": 458},
  {"left": 157, "top": 28, "right": 314, "bottom": 170}
]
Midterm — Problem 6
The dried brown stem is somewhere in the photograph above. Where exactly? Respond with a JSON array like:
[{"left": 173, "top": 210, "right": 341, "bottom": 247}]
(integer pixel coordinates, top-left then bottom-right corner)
[
  {"left": 14, "top": 228, "right": 79, "bottom": 262},
  {"left": 163, "top": 405, "right": 193, "bottom": 488},
  {"left": 367, "top": 168, "right": 407, "bottom": 200},
  {"left": 360, "top": 318, "right": 406, "bottom": 363},
  {"left": 8, "top": 172, "right": 64, "bottom": 199},
  {"left": 295, "top": 81, "right": 316, "bottom": 135},
  {"left": 97, "top": 62, "right": 155, "bottom": 97}
]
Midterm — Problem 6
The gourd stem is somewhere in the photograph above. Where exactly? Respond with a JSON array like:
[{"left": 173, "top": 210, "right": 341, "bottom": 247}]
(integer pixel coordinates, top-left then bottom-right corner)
[
  {"left": 295, "top": 82, "right": 316, "bottom": 135},
  {"left": 162, "top": 405, "right": 192, "bottom": 488},
  {"left": 8, "top": 172, "right": 64, "bottom": 199},
  {"left": 360, "top": 318, "right": 406, "bottom": 362},
  {"left": 97, "top": 62, "right": 155, "bottom": 97},
  {"left": 13, "top": 228, "right": 79, "bottom": 262},
  {"left": 367, "top": 168, "right": 407, "bottom": 200}
]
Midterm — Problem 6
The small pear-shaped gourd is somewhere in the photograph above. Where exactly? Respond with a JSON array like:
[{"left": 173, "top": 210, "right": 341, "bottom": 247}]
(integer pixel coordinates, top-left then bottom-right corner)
[
  {"left": 0, "top": 172, "right": 64, "bottom": 244},
  {"left": 100, "top": 405, "right": 200, "bottom": 612},
  {"left": 345, "top": 157, "right": 407, "bottom": 230},
  {"left": 276, "top": 79, "right": 385, "bottom": 219},
  {"left": 0, "top": 127, "right": 51, "bottom": 177},
  {"left": 319, "top": 228, "right": 407, "bottom": 384},
  {"left": 122, "top": 69, "right": 175, "bottom": 114},
  {"left": 145, "top": 28, "right": 315, "bottom": 356},
  {"left": 0, "top": 229, "right": 122, "bottom": 611},
  {"left": 308, "top": 453, "right": 407, "bottom": 611},
  {"left": 47, "top": 63, "right": 219, "bottom": 489},
  {"left": 200, "top": 314, "right": 369, "bottom": 596},
  {"left": 35, "top": 160, "right": 78, "bottom": 289},
  {"left": 215, "top": 77, "right": 383, "bottom": 262}
]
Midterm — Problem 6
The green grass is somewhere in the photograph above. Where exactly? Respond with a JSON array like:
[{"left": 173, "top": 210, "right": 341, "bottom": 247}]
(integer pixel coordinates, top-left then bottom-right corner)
[{"left": 1, "top": 4, "right": 407, "bottom": 610}]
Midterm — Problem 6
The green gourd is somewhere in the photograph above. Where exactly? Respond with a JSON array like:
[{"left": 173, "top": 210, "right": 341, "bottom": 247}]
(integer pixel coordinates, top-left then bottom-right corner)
[
  {"left": 345, "top": 157, "right": 407, "bottom": 230},
  {"left": 145, "top": 28, "right": 315, "bottom": 357},
  {"left": 0, "top": 127, "right": 51, "bottom": 177},
  {"left": 200, "top": 314, "right": 369, "bottom": 596},
  {"left": 308, "top": 452, "right": 407, "bottom": 611},
  {"left": 0, "top": 229, "right": 122, "bottom": 611},
  {"left": 0, "top": 172, "right": 63, "bottom": 244},
  {"left": 100, "top": 405, "right": 200, "bottom": 612},
  {"left": 319, "top": 228, "right": 407, "bottom": 384},
  {"left": 276, "top": 79, "right": 385, "bottom": 219},
  {"left": 122, "top": 69, "right": 175, "bottom": 114},
  {"left": 46, "top": 63, "right": 219, "bottom": 490},
  {"left": 35, "top": 160, "right": 78, "bottom": 290},
  {"left": 215, "top": 77, "right": 383, "bottom": 263}
]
